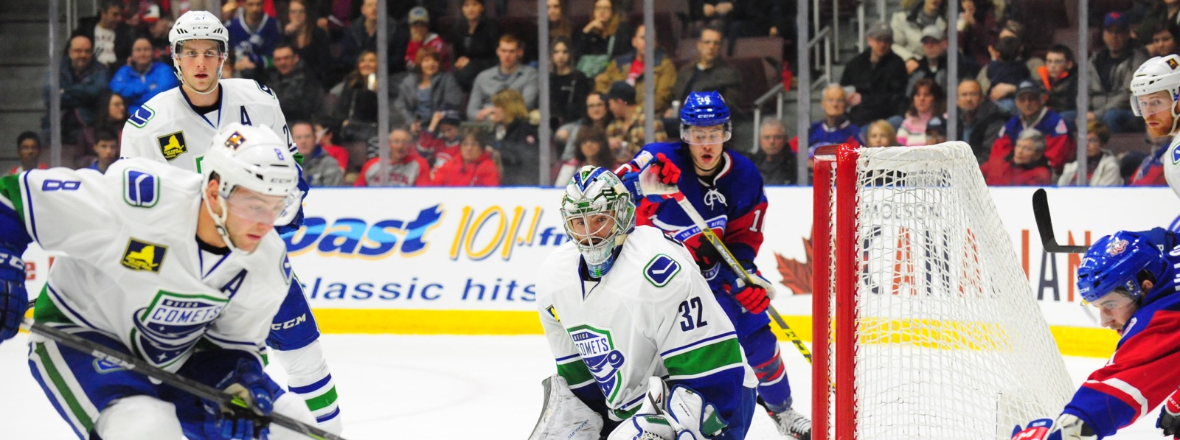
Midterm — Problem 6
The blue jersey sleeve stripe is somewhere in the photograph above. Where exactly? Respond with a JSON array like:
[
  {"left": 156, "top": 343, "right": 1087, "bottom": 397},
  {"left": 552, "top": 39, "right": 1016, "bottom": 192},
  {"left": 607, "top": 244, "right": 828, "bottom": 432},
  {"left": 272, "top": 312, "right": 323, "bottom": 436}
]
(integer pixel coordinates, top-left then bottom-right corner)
[
  {"left": 555, "top": 353, "right": 581, "bottom": 362},
  {"left": 660, "top": 331, "right": 737, "bottom": 357},
  {"left": 289, "top": 374, "right": 334, "bottom": 394},
  {"left": 314, "top": 407, "right": 341, "bottom": 424}
]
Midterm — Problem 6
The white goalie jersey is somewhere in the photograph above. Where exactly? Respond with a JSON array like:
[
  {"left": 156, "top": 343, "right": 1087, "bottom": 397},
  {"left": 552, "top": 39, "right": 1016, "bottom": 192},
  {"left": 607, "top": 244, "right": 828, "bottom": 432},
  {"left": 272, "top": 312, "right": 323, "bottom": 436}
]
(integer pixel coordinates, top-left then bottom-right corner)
[
  {"left": 121, "top": 78, "right": 294, "bottom": 172},
  {"left": 12, "top": 159, "right": 292, "bottom": 371},
  {"left": 537, "top": 226, "right": 755, "bottom": 421}
]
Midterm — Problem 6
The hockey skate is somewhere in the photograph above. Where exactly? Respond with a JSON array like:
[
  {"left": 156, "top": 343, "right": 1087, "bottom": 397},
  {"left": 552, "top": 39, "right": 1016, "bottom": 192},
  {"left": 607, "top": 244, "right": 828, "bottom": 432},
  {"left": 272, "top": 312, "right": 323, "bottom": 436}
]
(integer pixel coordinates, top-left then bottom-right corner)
[{"left": 769, "top": 407, "right": 812, "bottom": 440}]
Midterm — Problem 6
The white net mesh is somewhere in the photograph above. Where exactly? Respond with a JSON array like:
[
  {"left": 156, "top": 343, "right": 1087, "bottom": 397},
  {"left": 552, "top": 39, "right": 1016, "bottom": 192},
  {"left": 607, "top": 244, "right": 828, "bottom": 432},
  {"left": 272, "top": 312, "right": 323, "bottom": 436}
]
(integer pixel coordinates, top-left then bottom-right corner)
[{"left": 819, "top": 143, "right": 1073, "bottom": 440}]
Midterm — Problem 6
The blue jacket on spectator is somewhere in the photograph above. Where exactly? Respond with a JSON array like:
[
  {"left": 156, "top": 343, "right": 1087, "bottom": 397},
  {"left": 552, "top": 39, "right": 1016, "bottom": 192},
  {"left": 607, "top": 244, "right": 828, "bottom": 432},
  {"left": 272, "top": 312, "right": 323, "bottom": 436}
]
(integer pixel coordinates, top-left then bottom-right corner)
[
  {"left": 809, "top": 119, "right": 863, "bottom": 150},
  {"left": 226, "top": 12, "right": 282, "bottom": 67},
  {"left": 109, "top": 61, "right": 179, "bottom": 115}
]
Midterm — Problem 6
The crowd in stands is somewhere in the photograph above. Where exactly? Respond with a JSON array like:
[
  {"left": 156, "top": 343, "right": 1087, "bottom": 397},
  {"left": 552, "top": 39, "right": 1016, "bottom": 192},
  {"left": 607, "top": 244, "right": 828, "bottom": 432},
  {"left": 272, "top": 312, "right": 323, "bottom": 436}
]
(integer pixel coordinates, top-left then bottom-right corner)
[{"left": 12, "top": 0, "right": 1180, "bottom": 190}]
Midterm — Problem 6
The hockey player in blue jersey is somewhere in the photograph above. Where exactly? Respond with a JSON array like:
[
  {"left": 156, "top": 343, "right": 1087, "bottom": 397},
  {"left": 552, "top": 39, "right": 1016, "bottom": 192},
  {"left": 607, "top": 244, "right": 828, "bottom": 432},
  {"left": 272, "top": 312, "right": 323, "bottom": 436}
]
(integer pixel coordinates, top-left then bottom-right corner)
[
  {"left": 615, "top": 91, "right": 812, "bottom": 439},
  {"left": 1011, "top": 228, "right": 1180, "bottom": 440},
  {"left": 0, "top": 124, "right": 317, "bottom": 439}
]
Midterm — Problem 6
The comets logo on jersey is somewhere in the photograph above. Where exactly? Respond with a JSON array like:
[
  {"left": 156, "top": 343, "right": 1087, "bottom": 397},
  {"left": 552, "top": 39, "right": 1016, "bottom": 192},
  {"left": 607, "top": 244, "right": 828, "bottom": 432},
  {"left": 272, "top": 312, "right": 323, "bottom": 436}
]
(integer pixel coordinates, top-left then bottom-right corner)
[
  {"left": 569, "top": 325, "right": 626, "bottom": 403},
  {"left": 157, "top": 131, "right": 188, "bottom": 160},
  {"left": 132, "top": 290, "right": 228, "bottom": 367},
  {"left": 121, "top": 239, "right": 167, "bottom": 273}
]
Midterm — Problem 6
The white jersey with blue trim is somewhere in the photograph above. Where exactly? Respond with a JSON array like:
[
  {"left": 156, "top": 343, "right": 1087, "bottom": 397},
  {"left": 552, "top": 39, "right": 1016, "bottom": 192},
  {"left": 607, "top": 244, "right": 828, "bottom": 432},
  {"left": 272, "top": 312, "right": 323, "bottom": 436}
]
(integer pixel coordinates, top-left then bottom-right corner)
[
  {"left": 120, "top": 78, "right": 294, "bottom": 172},
  {"left": 537, "top": 226, "right": 756, "bottom": 420},
  {"left": 15, "top": 158, "right": 292, "bottom": 372},
  {"left": 1166, "top": 133, "right": 1180, "bottom": 199}
]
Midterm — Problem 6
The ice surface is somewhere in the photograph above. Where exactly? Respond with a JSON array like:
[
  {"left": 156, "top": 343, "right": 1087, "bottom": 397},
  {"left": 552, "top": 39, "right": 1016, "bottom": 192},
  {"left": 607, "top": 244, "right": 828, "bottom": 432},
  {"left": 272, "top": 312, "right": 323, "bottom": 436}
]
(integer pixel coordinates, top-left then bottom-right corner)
[{"left": 0, "top": 333, "right": 1156, "bottom": 439}]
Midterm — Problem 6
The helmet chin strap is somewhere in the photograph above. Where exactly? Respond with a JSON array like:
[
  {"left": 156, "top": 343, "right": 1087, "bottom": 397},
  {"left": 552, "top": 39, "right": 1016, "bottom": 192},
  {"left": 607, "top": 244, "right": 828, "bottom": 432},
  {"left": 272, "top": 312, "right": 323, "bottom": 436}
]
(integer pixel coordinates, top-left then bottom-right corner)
[{"left": 202, "top": 183, "right": 249, "bottom": 254}]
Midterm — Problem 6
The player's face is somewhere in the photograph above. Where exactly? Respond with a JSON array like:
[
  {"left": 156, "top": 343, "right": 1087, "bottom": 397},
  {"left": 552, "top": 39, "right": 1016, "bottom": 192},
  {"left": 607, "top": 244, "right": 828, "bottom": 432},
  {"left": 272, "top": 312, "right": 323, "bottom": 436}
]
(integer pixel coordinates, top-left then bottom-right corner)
[
  {"left": 568, "top": 212, "right": 617, "bottom": 245},
  {"left": 176, "top": 40, "right": 225, "bottom": 93},
  {"left": 687, "top": 125, "right": 726, "bottom": 172},
  {"left": 224, "top": 187, "right": 288, "bottom": 253},
  {"left": 1093, "top": 291, "right": 1138, "bottom": 335},
  {"left": 1137, "top": 90, "right": 1179, "bottom": 137}
]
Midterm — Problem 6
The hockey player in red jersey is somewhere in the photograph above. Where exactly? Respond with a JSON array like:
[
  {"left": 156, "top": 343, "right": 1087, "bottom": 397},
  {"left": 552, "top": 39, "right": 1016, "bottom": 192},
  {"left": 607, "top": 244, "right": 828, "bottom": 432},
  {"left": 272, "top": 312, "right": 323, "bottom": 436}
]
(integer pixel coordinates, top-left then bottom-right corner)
[
  {"left": 1011, "top": 228, "right": 1180, "bottom": 440},
  {"left": 615, "top": 91, "right": 811, "bottom": 439}
]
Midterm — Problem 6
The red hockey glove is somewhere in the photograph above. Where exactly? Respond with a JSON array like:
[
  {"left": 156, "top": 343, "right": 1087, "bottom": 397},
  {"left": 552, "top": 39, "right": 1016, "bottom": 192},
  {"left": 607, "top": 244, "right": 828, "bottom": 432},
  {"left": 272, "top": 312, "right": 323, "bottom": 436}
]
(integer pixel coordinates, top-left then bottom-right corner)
[
  {"left": 652, "top": 153, "right": 681, "bottom": 185},
  {"left": 729, "top": 279, "right": 770, "bottom": 315}
]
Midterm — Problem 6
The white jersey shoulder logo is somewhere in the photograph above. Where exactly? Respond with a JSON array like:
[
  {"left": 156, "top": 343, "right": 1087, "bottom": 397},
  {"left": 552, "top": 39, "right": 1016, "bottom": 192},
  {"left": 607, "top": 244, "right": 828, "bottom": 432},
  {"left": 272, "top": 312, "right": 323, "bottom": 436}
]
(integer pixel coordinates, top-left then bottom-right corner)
[
  {"left": 123, "top": 168, "right": 161, "bottom": 208},
  {"left": 643, "top": 254, "right": 681, "bottom": 287}
]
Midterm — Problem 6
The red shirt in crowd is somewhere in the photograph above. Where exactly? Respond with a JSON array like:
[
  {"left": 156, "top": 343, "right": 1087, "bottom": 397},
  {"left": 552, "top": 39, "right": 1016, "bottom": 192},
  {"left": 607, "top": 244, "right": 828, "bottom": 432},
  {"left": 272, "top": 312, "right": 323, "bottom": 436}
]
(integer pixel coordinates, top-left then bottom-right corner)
[
  {"left": 355, "top": 153, "right": 432, "bottom": 187},
  {"left": 980, "top": 157, "right": 1052, "bottom": 186},
  {"left": 430, "top": 152, "right": 500, "bottom": 187}
]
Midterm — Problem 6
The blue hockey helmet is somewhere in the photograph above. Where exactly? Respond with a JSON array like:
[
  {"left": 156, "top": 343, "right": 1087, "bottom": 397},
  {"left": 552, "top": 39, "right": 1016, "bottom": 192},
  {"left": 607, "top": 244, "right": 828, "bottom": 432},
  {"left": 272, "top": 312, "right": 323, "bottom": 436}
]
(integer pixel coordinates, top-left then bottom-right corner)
[
  {"left": 680, "top": 91, "right": 730, "bottom": 127},
  {"left": 1077, "top": 230, "right": 1169, "bottom": 303}
]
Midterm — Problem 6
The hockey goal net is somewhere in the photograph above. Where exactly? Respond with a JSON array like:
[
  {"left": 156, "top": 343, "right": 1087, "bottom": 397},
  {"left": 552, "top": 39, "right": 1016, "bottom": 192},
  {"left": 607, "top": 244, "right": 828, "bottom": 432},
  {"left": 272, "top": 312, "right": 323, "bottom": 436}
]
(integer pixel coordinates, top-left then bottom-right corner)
[{"left": 811, "top": 143, "right": 1073, "bottom": 440}]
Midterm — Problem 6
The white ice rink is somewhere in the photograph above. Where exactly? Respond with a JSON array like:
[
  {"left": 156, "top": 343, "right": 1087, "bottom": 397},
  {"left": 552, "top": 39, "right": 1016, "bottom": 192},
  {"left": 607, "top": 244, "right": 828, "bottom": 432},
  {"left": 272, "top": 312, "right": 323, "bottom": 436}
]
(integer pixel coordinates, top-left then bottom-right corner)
[{"left": 0, "top": 333, "right": 1161, "bottom": 439}]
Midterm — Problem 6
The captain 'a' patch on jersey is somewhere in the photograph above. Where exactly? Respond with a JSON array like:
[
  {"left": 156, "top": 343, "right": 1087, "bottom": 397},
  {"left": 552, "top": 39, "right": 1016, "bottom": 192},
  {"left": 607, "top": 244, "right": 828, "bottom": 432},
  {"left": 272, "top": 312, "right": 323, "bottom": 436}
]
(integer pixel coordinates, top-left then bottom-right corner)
[
  {"left": 157, "top": 131, "right": 188, "bottom": 160},
  {"left": 568, "top": 324, "right": 627, "bottom": 404},
  {"left": 123, "top": 169, "right": 160, "bottom": 208},
  {"left": 132, "top": 290, "right": 228, "bottom": 367},
  {"left": 643, "top": 253, "right": 681, "bottom": 287},
  {"left": 121, "top": 238, "right": 168, "bottom": 273}
]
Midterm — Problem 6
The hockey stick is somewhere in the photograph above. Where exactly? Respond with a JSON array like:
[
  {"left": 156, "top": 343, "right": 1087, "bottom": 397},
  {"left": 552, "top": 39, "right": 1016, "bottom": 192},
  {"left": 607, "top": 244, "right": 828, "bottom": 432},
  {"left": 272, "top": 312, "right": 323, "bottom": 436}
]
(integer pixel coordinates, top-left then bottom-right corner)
[
  {"left": 630, "top": 165, "right": 814, "bottom": 364},
  {"left": 19, "top": 316, "right": 346, "bottom": 440},
  {"left": 1032, "top": 189, "right": 1088, "bottom": 254}
]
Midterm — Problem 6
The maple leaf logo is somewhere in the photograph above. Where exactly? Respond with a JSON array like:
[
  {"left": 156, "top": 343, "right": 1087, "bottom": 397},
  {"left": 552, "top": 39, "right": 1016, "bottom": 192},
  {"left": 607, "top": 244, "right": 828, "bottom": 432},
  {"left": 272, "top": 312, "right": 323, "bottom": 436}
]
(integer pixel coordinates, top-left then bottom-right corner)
[{"left": 774, "top": 232, "right": 813, "bottom": 295}]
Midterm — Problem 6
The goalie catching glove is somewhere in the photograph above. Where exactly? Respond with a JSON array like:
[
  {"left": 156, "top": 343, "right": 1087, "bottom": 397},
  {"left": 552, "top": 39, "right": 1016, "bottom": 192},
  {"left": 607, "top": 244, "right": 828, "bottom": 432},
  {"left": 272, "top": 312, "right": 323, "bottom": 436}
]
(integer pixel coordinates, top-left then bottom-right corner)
[{"left": 1011, "top": 415, "right": 1095, "bottom": 440}]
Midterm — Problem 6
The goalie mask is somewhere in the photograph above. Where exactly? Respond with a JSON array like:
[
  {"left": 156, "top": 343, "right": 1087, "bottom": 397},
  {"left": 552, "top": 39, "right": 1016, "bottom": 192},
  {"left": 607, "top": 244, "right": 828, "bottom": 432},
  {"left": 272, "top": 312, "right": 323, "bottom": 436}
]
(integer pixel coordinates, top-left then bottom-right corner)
[
  {"left": 561, "top": 166, "right": 636, "bottom": 278},
  {"left": 202, "top": 123, "right": 302, "bottom": 253}
]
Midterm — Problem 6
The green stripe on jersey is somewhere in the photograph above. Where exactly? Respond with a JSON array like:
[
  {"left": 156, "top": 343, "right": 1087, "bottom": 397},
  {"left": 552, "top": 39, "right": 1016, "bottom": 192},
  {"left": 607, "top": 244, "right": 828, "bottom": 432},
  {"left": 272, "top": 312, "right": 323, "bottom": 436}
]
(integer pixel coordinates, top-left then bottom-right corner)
[
  {"left": 0, "top": 174, "right": 25, "bottom": 220},
  {"left": 663, "top": 337, "right": 744, "bottom": 378},
  {"left": 33, "top": 287, "right": 76, "bottom": 325},
  {"left": 304, "top": 386, "right": 339, "bottom": 412},
  {"left": 556, "top": 358, "right": 592, "bottom": 386},
  {"left": 34, "top": 342, "right": 95, "bottom": 433}
]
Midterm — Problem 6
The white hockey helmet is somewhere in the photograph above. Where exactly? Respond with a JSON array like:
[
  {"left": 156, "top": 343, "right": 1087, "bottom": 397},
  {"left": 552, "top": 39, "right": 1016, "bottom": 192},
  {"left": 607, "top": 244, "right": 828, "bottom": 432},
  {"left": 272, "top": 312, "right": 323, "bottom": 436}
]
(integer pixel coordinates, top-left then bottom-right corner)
[
  {"left": 560, "top": 166, "right": 636, "bottom": 277},
  {"left": 202, "top": 123, "right": 302, "bottom": 252},
  {"left": 1130, "top": 54, "right": 1180, "bottom": 117},
  {"left": 169, "top": 10, "right": 229, "bottom": 54}
]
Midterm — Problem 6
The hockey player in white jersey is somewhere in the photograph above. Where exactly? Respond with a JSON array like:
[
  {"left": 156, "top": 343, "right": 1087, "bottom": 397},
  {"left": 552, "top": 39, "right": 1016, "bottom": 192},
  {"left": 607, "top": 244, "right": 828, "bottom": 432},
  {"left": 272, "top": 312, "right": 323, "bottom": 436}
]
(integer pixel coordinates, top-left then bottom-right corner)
[
  {"left": 532, "top": 166, "right": 757, "bottom": 440},
  {"left": 118, "top": 11, "right": 344, "bottom": 433},
  {"left": 0, "top": 124, "right": 317, "bottom": 439}
]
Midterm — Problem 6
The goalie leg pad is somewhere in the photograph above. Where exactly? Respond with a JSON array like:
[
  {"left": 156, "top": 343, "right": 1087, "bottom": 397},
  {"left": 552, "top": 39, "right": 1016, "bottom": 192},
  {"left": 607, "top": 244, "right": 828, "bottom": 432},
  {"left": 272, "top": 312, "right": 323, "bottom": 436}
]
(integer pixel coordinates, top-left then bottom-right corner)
[
  {"left": 607, "top": 414, "right": 678, "bottom": 440},
  {"left": 528, "top": 375, "right": 604, "bottom": 440}
]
